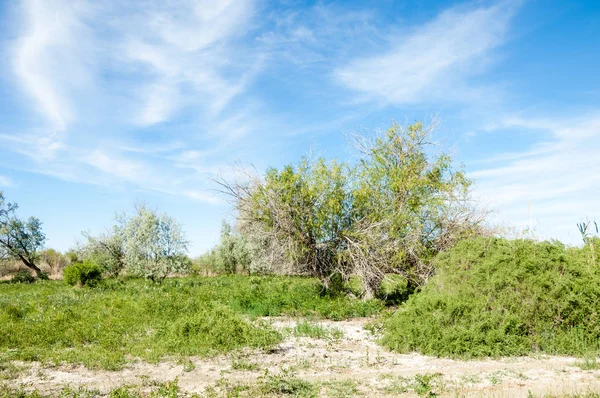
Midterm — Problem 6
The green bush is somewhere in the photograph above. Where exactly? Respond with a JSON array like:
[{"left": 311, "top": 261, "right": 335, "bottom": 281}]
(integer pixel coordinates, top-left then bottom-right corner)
[
  {"left": 166, "top": 304, "right": 281, "bottom": 354},
  {"left": 380, "top": 237, "right": 600, "bottom": 358},
  {"left": 11, "top": 270, "right": 35, "bottom": 284},
  {"left": 377, "top": 274, "right": 410, "bottom": 304},
  {"left": 63, "top": 261, "right": 102, "bottom": 287}
]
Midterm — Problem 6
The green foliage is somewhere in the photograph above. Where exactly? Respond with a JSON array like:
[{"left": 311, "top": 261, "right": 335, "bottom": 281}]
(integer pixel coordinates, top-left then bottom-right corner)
[
  {"left": 260, "top": 372, "right": 318, "bottom": 397},
  {"left": 122, "top": 204, "right": 190, "bottom": 282},
  {"left": 166, "top": 304, "right": 281, "bottom": 355},
  {"left": 291, "top": 321, "right": 344, "bottom": 340},
  {"left": 0, "top": 275, "right": 383, "bottom": 369},
  {"left": 63, "top": 261, "right": 103, "bottom": 287},
  {"left": 377, "top": 274, "right": 410, "bottom": 304},
  {"left": 344, "top": 275, "right": 365, "bottom": 297},
  {"left": 380, "top": 237, "right": 600, "bottom": 358},
  {"left": 79, "top": 229, "right": 126, "bottom": 277},
  {"left": 0, "top": 191, "right": 46, "bottom": 276},
  {"left": 194, "top": 222, "right": 251, "bottom": 276},
  {"left": 227, "top": 122, "right": 485, "bottom": 295},
  {"left": 11, "top": 269, "right": 35, "bottom": 284}
]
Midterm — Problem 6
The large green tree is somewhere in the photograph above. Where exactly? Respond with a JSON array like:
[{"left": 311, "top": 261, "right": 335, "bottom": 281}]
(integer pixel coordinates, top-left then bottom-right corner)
[
  {"left": 0, "top": 191, "right": 46, "bottom": 276},
  {"left": 219, "top": 122, "right": 488, "bottom": 296}
]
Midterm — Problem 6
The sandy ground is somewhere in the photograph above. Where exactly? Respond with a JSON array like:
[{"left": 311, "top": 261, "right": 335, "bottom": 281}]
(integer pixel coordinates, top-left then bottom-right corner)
[{"left": 5, "top": 318, "right": 600, "bottom": 397}]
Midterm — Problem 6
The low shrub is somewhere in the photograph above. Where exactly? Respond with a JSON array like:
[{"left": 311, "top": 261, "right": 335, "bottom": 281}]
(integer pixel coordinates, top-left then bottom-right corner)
[
  {"left": 63, "top": 261, "right": 102, "bottom": 287},
  {"left": 11, "top": 270, "right": 34, "bottom": 284},
  {"left": 380, "top": 237, "right": 600, "bottom": 358},
  {"left": 377, "top": 274, "right": 410, "bottom": 304},
  {"left": 165, "top": 304, "right": 281, "bottom": 354}
]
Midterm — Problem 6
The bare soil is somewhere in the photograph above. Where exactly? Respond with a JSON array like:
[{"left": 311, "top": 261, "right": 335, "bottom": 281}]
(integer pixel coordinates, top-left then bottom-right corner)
[{"left": 6, "top": 318, "right": 600, "bottom": 397}]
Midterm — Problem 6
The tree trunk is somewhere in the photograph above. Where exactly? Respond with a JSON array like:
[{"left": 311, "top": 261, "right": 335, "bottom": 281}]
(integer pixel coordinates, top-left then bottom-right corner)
[{"left": 18, "top": 255, "right": 42, "bottom": 277}]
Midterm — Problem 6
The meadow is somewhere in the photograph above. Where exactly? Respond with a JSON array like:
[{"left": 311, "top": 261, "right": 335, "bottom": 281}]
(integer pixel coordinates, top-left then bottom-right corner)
[{"left": 0, "top": 276, "right": 383, "bottom": 370}]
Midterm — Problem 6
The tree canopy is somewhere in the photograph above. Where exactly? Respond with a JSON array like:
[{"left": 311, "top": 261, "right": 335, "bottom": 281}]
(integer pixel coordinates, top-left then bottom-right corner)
[
  {"left": 0, "top": 191, "right": 46, "bottom": 276},
  {"left": 219, "top": 122, "right": 488, "bottom": 296}
]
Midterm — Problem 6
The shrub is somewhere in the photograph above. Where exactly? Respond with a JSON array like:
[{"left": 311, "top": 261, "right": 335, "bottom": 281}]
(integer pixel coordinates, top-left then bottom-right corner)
[
  {"left": 380, "top": 237, "right": 600, "bottom": 358},
  {"left": 218, "top": 122, "right": 488, "bottom": 296},
  {"left": 377, "top": 274, "right": 410, "bottom": 304},
  {"left": 166, "top": 304, "right": 281, "bottom": 354},
  {"left": 63, "top": 261, "right": 103, "bottom": 287},
  {"left": 11, "top": 270, "right": 34, "bottom": 284}
]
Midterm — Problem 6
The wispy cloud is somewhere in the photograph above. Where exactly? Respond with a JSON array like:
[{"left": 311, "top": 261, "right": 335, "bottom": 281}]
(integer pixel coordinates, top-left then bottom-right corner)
[
  {"left": 335, "top": 1, "right": 519, "bottom": 105},
  {"left": 2, "top": 0, "right": 264, "bottom": 203},
  {"left": 470, "top": 113, "right": 600, "bottom": 243},
  {"left": 0, "top": 176, "right": 12, "bottom": 187}
]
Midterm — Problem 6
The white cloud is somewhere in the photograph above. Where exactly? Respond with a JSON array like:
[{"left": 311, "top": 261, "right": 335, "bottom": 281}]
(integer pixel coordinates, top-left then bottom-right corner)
[
  {"left": 3, "top": 0, "right": 264, "bottom": 201},
  {"left": 13, "top": 0, "right": 93, "bottom": 132},
  {"left": 470, "top": 114, "right": 600, "bottom": 244},
  {"left": 335, "top": 1, "right": 519, "bottom": 104},
  {"left": 0, "top": 176, "right": 12, "bottom": 187}
]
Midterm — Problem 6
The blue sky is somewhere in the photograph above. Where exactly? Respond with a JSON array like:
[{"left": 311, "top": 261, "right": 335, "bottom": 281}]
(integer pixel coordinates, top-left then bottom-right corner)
[{"left": 0, "top": 0, "right": 599, "bottom": 255}]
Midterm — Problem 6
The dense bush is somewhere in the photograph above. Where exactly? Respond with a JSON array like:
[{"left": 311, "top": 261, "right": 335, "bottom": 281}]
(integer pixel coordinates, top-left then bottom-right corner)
[
  {"left": 11, "top": 270, "right": 34, "bottom": 284},
  {"left": 219, "top": 122, "right": 487, "bottom": 296},
  {"left": 380, "top": 237, "right": 600, "bottom": 358},
  {"left": 78, "top": 204, "right": 189, "bottom": 282},
  {"left": 63, "top": 261, "right": 103, "bottom": 287}
]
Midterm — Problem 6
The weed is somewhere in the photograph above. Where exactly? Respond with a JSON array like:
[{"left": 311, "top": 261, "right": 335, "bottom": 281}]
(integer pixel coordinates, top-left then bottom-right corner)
[
  {"left": 0, "top": 275, "right": 382, "bottom": 370},
  {"left": 292, "top": 321, "right": 344, "bottom": 341},
  {"left": 323, "top": 379, "right": 363, "bottom": 397},
  {"left": 381, "top": 238, "right": 600, "bottom": 358},
  {"left": 576, "top": 357, "right": 600, "bottom": 370}
]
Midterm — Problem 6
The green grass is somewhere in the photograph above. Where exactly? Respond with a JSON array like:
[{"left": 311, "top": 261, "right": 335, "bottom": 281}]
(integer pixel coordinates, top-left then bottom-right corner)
[
  {"left": 0, "top": 275, "right": 383, "bottom": 370},
  {"left": 291, "top": 321, "right": 344, "bottom": 340},
  {"left": 380, "top": 237, "right": 600, "bottom": 358}
]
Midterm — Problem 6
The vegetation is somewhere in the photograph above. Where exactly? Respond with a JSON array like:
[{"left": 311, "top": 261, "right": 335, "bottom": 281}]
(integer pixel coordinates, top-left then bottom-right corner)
[
  {"left": 217, "top": 122, "right": 487, "bottom": 297},
  {"left": 0, "top": 191, "right": 46, "bottom": 277},
  {"left": 79, "top": 204, "right": 190, "bottom": 282},
  {"left": 62, "top": 261, "right": 103, "bottom": 287},
  {"left": 379, "top": 237, "right": 600, "bottom": 358},
  {"left": 0, "top": 275, "right": 382, "bottom": 369}
]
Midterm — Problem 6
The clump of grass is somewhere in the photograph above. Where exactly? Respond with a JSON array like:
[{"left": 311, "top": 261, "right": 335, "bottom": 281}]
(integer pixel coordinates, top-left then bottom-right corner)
[
  {"left": 323, "top": 380, "right": 363, "bottom": 397},
  {"left": 380, "top": 373, "right": 444, "bottom": 396},
  {"left": 231, "top": 354, "right": 260, "bottom": 371},
  {"left": 292, "top": 321, "right": 344, "bottom": 340},
  {"left": 575, "top": 356, "right": 600, "bottom": 370},
  {"left": 0, "top": 275, "right": 382, "bottom": 370},
  {"left": 381, "top": 238, "right": 600, "bottom": 358},
  {"left": 0, "top": 379, "right": 185, "bottom": 397},
  {"left": 259, "top": 372, "right": 319, "bottom": 397}
]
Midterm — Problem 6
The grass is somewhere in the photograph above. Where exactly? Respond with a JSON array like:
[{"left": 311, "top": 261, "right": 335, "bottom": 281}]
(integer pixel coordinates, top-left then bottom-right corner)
[
  {"left": 0, "top": 275, "right": 383, "bottom": 370},
  {"left": 290, "top": 321, "right": 344, "bottom": 340},
  {"left": 380, "top": 237, "right": 600, "bottom": 358}
]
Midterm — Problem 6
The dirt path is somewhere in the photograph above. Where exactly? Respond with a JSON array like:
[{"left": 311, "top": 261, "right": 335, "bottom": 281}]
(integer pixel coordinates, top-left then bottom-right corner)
[{"left": 6, "top": 318, "right": 600, "bottom": 396}]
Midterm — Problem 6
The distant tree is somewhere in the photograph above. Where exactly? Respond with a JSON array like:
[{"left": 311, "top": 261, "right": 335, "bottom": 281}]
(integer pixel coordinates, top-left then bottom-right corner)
[
  {"left": 214, "top": 221, "right": 251, "bottom": 274},
  {"left": 80, "top": 227, "right": 126, "bottom": 277},
  {"left": 40, "top": 248, "right": 68, "bottom": 276},
  {"left": 0, "top": 191, "right": 46, "bottom": 276},
  {"left": 122, "top": 204, "right": 190, "bottom": 282}
]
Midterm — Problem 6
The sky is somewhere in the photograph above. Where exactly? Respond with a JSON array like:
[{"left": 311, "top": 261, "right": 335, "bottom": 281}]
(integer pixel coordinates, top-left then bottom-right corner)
[{"left": 0, "top": 0, "right": 599, "bottom": 255}]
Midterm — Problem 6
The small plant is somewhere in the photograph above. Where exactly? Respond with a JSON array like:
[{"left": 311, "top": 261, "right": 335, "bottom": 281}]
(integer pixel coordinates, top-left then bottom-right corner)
[
  {"left": 231, "top": 356, "right": 259, "bottom": 371},
  {"left": 292, "top": 321, "right": 344, "bottom": 340},
  {"left": 575, "top": 356, "right": 600, "bottom": 370},
  {"left": 260, "top": 371, "right": 318, "bottom": 397},
  {"left": 63, "top": 261, "right": 102, "bottom": 287},
  {"left": 11, "top": 269, "right": 35, "bottom": 284}
]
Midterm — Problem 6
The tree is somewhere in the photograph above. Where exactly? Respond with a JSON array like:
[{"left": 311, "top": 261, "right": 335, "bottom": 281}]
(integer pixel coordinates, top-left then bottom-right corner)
[
  {"left": 79, "top": 227, "right": 126, "bottom": 277},
  {"left": 122, "top": 204, "right": 190, "bottom": 282},
  {"left": 40, "top": 248, "right": 68, "bottom": 276},
  {"left": 218, "top": 121, "right": 488, "bottom": 297},
  {"left": 0, "top": 191, "right": 46, "bottom": 276}
]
